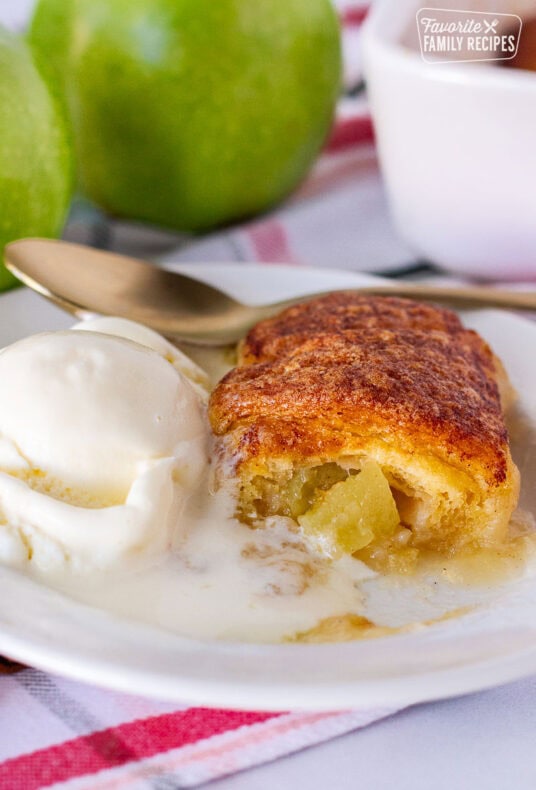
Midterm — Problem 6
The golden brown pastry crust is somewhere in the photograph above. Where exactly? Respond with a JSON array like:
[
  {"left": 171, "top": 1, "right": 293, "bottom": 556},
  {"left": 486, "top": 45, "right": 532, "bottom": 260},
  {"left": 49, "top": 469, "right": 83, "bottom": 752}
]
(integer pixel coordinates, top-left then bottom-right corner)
[
  {"left": 210, "top": 294, "right": 519, "bottom": 553},
  {"left": 239, "top": 293, "right": 466, "bottom": 364},
  {"left": 239, "top": 292, "right": 514, "bottom": 410},
  {"left": 213, "top": 328, "right": 507, "bottom": 485}
]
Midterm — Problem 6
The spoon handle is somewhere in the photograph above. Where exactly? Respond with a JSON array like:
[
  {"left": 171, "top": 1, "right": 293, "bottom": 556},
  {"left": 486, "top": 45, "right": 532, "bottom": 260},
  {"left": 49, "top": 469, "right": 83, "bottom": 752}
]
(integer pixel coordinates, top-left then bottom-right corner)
[{"left": 350, "top": 284, "right": 536, "bottom": 311}]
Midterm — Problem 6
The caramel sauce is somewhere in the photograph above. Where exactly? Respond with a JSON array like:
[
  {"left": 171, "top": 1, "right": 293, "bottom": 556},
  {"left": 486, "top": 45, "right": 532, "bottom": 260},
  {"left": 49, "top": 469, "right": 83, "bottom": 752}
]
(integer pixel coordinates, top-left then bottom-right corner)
[
  {"left": 287, "top": 608, "right": 472, "bottom": 643},
  {"left": 432, "top": 510, "right": 536, "bottom": 587},
  {"left": 241, "top": 538, "right": 325, "bottom": 596},
  {"left": 503, "top": 17, "right": 536, "bottom": 71},
  {"left": 356, "top": 509, "right": 536, "bottom": 588},
  {"left": 287, "top": 614, "right": 397, "bottom": 643}
]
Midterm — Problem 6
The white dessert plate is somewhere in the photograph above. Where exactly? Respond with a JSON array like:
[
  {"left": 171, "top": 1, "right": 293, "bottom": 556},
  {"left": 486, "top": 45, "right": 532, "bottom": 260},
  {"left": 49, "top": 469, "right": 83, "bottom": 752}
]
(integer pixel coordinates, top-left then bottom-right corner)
[{"left": 0, "top": 263, "right": 535, "bottom": 711}]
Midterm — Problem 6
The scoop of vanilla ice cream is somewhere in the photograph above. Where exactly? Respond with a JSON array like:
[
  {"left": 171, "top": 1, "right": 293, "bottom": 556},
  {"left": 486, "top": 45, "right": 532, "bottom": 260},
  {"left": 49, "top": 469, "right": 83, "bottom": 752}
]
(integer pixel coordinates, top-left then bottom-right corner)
[
  {"left": 72, "top": 316, "right": 210, "bottom": 401},
  {"left": 0, "top": 330, "right": 208, "bottom": 572}
]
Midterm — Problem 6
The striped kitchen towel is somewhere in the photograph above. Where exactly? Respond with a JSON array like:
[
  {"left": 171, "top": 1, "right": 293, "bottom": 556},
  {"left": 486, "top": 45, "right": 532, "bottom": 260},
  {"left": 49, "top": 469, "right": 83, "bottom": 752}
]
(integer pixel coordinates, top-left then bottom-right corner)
[{"left": 0, "top": 669, "right": 400, "bottom": 789}]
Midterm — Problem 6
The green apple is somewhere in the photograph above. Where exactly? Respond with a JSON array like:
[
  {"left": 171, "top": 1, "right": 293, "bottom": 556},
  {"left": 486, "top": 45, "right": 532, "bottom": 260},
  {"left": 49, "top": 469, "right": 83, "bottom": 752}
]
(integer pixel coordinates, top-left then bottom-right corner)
[
  {"left": 29, "top": 0, "right": 341, "bottom": 233},
  {"left": 0, "top": 26, "right": 72, "bottom": 291}
]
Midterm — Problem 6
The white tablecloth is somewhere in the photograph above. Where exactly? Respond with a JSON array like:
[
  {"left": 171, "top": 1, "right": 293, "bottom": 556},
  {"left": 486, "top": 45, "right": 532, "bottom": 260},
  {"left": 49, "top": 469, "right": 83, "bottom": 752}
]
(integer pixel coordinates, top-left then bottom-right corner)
[{"left": 212, "top": 678, "right": 536, "bottom": 790}]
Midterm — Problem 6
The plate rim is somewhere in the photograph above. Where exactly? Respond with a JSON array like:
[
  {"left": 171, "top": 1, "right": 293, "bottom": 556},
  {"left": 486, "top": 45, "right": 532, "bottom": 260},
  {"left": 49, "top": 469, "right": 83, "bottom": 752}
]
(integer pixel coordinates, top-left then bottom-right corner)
[{"left": 1, "top": 262, "right": 535, "bottom": 709}]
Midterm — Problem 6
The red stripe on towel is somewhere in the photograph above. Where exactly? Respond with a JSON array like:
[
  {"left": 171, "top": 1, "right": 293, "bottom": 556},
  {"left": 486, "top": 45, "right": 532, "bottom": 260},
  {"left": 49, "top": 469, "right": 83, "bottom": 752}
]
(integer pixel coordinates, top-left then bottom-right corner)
[
  {"left": 325, "top": 115, "right": 374, "bottom": 153},
  {"left": 341, "top": 6, "right": 369, "bottom": 27},
  {"left": 247, "top": 221, "right": 299, "bottom": 264},
  {"left": 0, "top": 708, "right": 282, "bottom": 790}
]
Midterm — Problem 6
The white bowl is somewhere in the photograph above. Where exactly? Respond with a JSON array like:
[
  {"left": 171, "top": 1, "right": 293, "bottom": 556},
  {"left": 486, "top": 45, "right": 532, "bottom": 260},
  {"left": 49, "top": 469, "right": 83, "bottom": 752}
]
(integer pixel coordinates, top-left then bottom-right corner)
[{"left": 362, "top": 0, "right": 536, "bottom": 280}]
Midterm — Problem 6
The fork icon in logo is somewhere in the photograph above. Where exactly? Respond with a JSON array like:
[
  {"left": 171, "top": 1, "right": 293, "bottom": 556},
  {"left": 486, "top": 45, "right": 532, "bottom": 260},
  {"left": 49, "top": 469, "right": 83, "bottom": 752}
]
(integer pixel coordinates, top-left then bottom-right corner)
[{"left": 483, "top": 18, "right": 499, "bottom": 34}]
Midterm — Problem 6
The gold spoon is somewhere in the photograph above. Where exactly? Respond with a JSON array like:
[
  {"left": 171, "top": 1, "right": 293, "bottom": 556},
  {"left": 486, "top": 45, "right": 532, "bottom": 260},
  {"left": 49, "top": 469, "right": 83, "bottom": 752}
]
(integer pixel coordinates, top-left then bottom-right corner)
[{"left": 5, "top": 238, "right": 536, "bottom": 346}]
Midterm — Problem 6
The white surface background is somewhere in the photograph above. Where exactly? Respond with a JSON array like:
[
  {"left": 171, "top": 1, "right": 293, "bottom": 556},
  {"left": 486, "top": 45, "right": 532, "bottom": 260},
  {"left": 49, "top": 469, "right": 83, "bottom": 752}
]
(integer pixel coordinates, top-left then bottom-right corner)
[
  {"left": 0, "top": 0, "right": 34, "bottom": 32},
  {"left": 212, "top": 679, "right": 536, "bottom": 790},
  {"left": 1, "top": 1, "right": 535, "bottom": 787}
]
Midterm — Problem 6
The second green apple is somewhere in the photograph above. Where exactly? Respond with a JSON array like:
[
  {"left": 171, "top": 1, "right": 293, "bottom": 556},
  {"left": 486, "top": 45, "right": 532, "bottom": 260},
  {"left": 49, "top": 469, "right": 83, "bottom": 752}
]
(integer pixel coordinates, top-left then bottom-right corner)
[{"left": 29, "top": 0, "right": 341, "bottom": 233}]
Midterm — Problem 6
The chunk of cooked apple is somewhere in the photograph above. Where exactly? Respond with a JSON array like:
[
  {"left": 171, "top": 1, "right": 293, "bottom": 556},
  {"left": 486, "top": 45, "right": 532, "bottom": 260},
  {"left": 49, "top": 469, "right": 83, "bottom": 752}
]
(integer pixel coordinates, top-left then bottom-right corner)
[{"left": 298, "top": 460, "right": 400, "bottom": 558}]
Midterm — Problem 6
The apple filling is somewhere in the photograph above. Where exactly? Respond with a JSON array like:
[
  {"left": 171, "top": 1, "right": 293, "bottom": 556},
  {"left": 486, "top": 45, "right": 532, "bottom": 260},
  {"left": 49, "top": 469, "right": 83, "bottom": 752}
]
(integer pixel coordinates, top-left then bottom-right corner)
[{"left": 237, "top": 460, "right": 421, "bottom": 573}]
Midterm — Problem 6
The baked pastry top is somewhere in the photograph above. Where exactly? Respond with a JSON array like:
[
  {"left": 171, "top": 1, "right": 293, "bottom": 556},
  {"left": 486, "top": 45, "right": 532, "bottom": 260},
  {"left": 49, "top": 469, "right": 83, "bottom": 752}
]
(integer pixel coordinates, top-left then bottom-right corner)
[
  {"left": 240, "top": 293, "right": 465, "bottom": 364},
  {"left": 209, "top": 293, "right": 519, "bottom": 570}
]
